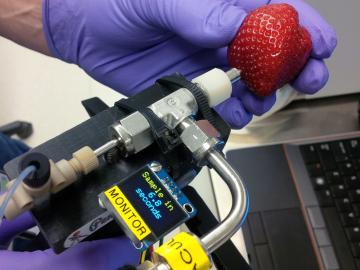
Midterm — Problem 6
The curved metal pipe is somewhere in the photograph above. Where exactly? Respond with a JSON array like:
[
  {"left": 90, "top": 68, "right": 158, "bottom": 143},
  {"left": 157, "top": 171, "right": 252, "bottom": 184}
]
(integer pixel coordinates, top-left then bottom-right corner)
[{"left": 200, "top": 149, "right": 249, "bottom": 253}]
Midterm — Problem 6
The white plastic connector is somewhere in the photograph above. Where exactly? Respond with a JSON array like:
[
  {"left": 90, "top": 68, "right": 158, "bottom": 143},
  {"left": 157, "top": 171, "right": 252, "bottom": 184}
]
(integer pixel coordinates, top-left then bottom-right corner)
[
  {"left": 0, "top": 181, "right": 34, "bottom": 221},
  {"left": 50, "top": 159, "right": 77, "bottom": 193},
  {"left": 192, "top": 68, "right": 232, "bottom": 107},
  {"left": 71, "top": 146, "right": 99, "bottom": 175},
  {"left": 0, "top": 146, "right": 100, "bottom": 221},
  {"left": 51, "top": 147, "right": 99, "bottom": 193}
]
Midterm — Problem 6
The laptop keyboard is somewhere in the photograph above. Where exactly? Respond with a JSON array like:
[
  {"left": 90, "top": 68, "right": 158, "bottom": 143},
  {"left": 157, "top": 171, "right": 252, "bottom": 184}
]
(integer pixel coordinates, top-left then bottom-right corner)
[{"left": 301, "top": 138, "right": 360, "bottom": 268}]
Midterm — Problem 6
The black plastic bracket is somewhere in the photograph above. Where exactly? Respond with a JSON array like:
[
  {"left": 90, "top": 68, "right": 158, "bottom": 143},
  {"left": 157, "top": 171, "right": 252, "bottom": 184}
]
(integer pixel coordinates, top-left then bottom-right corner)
[
  {"left": 81, "top": 97, "right": 110, "bottom": 117},
  {"left": 4, "top": 73, "right": 231, "bottom": 254}
]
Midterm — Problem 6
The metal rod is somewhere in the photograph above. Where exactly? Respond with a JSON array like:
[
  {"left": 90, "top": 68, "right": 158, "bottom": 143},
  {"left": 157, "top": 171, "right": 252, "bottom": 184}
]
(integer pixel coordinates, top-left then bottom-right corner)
[
  {"left": 200, "top": 149, "right": 248, "bottom": 253},
  {"left": 226, "top": 68, "right": 241, "bottom": 84},
  {"left": 94, "top": 139, "right": 119, "bottom": 157}
]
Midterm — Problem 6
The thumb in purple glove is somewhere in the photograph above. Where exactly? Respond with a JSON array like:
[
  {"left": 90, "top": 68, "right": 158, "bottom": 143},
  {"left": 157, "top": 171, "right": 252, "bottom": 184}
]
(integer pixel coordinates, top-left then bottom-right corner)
[{"left": 0, "top": 212, "right": 35, "bottom": 246}]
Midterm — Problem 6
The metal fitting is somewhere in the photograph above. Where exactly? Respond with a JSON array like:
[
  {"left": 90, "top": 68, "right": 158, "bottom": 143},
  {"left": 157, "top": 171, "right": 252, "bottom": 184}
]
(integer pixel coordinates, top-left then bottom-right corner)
[
  {"left": 178, "top": 118, "right": 219, "bottom": 166},
  {"left": 109, "top": 113, "right": 152, "bottom": 156},
  {"left": 149, "top": 89, "right": 198, "bottom": 129},
  {"left": 108, "top": 89, "right": 198, "bottom": 157}
]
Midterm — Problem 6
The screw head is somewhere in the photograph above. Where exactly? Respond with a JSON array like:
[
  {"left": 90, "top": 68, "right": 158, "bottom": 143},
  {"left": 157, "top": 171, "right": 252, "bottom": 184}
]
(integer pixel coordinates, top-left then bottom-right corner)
[
  {"left": 167, "top": 98, "right": 177, "bottom": 106},
  {"left": 150, "top": 162, "right": 162, "bottom": 172}
]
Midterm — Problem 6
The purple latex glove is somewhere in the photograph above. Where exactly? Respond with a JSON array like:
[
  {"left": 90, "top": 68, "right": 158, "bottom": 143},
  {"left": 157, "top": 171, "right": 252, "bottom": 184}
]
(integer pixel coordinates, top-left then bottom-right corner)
[
  {"left": 0, "top": 212, "right": 35, "bottom": 246},
  {"left": 42, "top": 0, "right": 336, "bottom": 129},
  {"left": 0, "top": 212, "right": 138, "bottom": 270}
]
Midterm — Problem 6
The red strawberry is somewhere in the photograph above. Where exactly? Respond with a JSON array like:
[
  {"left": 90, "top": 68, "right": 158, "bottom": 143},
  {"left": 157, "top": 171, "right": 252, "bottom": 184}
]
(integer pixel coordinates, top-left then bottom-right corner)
[{"left": 228, "top": 3, "right": 312, "bottom": 97}]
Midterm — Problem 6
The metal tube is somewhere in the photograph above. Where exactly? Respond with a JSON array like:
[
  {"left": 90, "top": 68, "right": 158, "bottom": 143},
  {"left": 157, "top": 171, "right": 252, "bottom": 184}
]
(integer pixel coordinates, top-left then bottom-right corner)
[
  {"left": 200, "top": 149, "right": 248, "bottom": 253},
  {"left": 226, "top": 68, "right": 241, "bottom": 84},
  {"left": 94, "top": 139, "right": 119, "bottom": 157}
]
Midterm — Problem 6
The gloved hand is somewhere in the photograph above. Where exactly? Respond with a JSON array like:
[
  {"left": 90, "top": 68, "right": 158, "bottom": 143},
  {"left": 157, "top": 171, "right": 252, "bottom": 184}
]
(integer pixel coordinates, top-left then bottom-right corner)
[
  {"left": 43, "top": 0, "right": 336, "bottom": 128},
  {"left": 0, "top": 213, "right": 138, "bottom": 270}
]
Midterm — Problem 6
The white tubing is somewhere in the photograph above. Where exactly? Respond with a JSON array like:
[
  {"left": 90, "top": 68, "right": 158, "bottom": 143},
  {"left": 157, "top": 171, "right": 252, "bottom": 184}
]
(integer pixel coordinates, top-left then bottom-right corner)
[
  {"left": 0, "top": 166, "right": 36, "bottom": 226},
  {"left": 192, "top": 68, "right": 232, "bottom": 107}
]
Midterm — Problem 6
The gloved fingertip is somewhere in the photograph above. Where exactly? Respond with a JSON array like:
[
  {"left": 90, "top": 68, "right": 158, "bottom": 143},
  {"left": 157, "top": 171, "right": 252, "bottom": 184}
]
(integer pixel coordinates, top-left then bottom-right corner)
[
  {"left": 243, "top": 92, "right": 277, "bottom": 116},
  {"left": 215, "top": 98, "right": 253, "bottom": 129},
  {"left": 231, "top": 81, "right": 276, "bottom": 116},
  {"left": 0, "top": 212, "right": 36, "bottom": 246},
  {"left": 292, "top": 58, "right": 329, "bottom": 94},
  {"left": 310, "top": 24, "right": 338, "bottom": 59}
]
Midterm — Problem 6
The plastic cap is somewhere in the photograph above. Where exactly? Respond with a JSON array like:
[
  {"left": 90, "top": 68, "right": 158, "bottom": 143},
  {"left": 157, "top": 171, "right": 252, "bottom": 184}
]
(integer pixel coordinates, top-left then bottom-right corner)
[
  {"left": 192, "top": 68, "right": 232, "bottom": 107},
  {"left": 72, "top": 146, "right": 99, "bottom": 175},
  {"left": 19, "top": 152, "right": 51, "bottom": 188}
]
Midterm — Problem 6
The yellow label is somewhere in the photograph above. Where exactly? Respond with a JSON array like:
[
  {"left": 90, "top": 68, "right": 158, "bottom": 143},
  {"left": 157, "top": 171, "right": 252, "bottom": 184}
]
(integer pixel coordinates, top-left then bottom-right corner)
[
  {"left": 155, "top": 232, "right": 211, "bottom": 270},
  {"left": 104, "top": 186, "right": 151, "bottom": 240}
]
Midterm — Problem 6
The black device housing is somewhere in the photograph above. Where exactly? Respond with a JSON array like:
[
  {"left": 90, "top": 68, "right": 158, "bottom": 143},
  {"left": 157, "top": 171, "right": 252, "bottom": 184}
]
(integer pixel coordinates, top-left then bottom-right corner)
[{"left": 4, "top": 75, "right": 230, "bottom": 254}]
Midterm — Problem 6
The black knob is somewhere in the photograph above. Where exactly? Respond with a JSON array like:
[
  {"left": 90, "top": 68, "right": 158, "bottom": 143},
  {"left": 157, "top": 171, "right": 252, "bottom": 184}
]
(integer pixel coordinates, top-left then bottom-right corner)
[{"left": 19, "top": 152, "right": 50, "bottom": 188}]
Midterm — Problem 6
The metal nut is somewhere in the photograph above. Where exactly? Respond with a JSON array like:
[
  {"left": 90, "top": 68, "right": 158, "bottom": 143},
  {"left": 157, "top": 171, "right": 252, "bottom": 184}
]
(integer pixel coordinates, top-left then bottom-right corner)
[{"left": 179, "top": 119, "right": 219, "bottom": 165}]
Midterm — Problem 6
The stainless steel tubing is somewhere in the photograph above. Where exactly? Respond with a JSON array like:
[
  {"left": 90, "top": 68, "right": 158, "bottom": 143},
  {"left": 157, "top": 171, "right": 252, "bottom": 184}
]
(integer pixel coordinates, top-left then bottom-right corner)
[
  {"left": 94, "top": 139, "right": 119, "bottom": 157},
  {"left": 226, "top": 68, "right": 241, "bottom": 84},
  {"left": 200, "top": 149, "right": 248, "bottom": 253}
]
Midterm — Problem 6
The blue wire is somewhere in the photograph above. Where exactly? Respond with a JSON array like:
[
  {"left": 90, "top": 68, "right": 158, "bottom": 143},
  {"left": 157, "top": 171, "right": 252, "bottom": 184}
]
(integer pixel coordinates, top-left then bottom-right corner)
[
  {"left": 0, "top": 165, "right": 36, "bottom": 226},
  {"left": 240, "top": 188, "right": 250, "bottom": 226}
]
